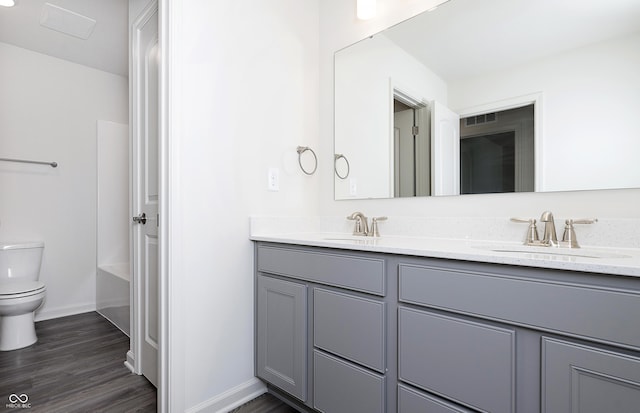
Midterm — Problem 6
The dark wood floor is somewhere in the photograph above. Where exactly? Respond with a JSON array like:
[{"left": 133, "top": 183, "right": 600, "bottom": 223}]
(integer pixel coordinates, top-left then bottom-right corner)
[
  {"left": 0, "top": 311, "right": 156, "bottom": 412},
  {"left": 0, "top": 311, "right": 298, "bottom": 413},
  {"left": 231, "top": 393, "right": 299, "bottom": 413}
]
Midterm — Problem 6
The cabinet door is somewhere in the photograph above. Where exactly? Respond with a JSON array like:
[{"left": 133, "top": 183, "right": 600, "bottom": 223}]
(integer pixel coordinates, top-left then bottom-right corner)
[
  {"left": 256, "top": 275, "right": 307, "bottom": 401},
  {"left": 542, "top": 337, "right": 640, "bottom": 413}
]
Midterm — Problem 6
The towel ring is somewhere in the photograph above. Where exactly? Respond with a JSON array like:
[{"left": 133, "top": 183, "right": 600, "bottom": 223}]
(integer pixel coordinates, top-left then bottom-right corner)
[
  {"left": 297, "top": 146, "right": 317, "bottom": 175},
  {"left": 334, "top": 153, "right": 350, "bottom": 179}
]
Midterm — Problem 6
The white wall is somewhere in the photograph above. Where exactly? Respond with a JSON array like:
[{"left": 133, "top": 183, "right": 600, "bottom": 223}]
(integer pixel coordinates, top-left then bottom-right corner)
[
  {"left": 0, "top": 42, "right": 128, "bottom": 320},
  {"left": 168, "top": 0, "right": 320, "bottom": 410},
  {"left": 97, "top": 120, "right": 129, "bottom": 267},
  {"left": 318, "top": 0, "right": 640, "bottom": 220}
]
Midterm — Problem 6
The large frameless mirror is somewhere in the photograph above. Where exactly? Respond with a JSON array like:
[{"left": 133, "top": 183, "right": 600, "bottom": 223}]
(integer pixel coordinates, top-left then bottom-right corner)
[{"left": 334, "top": 0, "right": 640, "bottom": 200}]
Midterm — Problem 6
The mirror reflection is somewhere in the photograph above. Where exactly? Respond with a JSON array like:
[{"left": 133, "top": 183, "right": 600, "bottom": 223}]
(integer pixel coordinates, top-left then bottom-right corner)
[{"left": 334, "top": 0, "right": 640, "bottom": 200}]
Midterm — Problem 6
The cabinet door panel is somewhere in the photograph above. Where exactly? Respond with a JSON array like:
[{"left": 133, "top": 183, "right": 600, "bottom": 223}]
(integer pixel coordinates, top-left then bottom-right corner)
[
  {"left": 398, "top": 307, "right": 515, "bottom": 413},
  {"left": 314, "top": 288, "right": 385, "bottom": 372},
  {"left": 542, "top": 337, "right": 640, "bottom": 413},
  {"left": 256, "top": 275, "right": 307, "bottom": 401},
  {"left": 313, "top": 350, "right": 385, "bottom": 413}
]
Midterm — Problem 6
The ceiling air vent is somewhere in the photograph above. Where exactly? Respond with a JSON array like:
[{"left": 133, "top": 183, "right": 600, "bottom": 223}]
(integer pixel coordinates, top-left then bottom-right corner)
[
  {"left": 465, "top": 112, "right": 497, "bottom": 127},
  {"left": 40, "top": 3, "right": 96, "bottom": 40}
]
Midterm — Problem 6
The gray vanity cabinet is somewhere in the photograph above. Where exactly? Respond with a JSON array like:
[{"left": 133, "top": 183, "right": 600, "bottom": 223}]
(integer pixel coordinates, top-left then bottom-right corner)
[
  {"left": 255, "top": 242, "right": 640, "bottom": 413},
  {"left": 255, "top": 243, "right": 389, "bottom": 412},
  {"left": 256, "top": 274, "right": 308, "bottom": 401}
]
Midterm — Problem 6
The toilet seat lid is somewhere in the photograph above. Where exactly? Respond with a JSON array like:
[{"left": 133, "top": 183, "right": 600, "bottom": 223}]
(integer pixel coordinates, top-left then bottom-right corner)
[{"left": 0, "top": 281, "right": 45, "bottom": 296}]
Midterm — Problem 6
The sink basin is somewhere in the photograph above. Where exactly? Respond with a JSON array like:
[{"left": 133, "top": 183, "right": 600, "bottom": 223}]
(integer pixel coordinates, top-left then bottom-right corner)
[
  {"left": 473, "top": 244, "right": 630, "bottom": 259},
  {"left": 323, "top": 236, "right": 378, "bottom": 242}
]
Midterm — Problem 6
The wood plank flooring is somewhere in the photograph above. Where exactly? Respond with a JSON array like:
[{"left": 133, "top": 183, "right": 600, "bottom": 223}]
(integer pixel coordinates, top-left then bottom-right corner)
[
  {"left": 230, "top": 393, "right": 299, "bottom": 413},
  {"left": 0, "top": 311, "right": 299, "bottom": 413},
  {"left": 0, "top": 311, "right": 156, "bottom": 412}
]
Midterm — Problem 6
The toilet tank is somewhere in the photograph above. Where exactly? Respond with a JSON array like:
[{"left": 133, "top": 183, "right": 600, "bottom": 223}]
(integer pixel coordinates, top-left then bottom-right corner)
[{"left": 0, "top": 242, "right": 44, "bottom": 281}]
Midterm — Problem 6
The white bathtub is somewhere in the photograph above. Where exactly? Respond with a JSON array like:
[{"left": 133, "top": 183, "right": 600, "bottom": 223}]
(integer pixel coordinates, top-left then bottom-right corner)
[{"left": 97, "top": 263, "right": 130, "bottom": 336}]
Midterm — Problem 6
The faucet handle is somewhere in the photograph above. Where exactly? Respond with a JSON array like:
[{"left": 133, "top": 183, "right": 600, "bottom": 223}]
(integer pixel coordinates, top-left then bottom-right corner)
[
  {"left": 510, "top": 217, "right": 540, "bottom": 245},
  {"left": 562, "top": 218, "right": 598, "bottom": 248},
  {"left": 368, "top": 216, "right": 387, "bottom": 237},
  {"left": 570, "top": 218, "right": 598, "bottom": 225}
]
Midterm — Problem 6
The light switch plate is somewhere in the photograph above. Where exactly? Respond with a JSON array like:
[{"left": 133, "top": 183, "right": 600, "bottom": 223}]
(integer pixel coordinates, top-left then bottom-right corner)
[{"left": 268, "top": 168, "right": 279, "bottom": 191}]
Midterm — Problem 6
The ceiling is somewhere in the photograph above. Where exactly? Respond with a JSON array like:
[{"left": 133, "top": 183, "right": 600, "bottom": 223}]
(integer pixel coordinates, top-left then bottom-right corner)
[
  {"left": 0, "top": 0, "right": 128, "bottom": 77},
  {"left": 383, "top": 0, "right": 640, "bottom": 82}
]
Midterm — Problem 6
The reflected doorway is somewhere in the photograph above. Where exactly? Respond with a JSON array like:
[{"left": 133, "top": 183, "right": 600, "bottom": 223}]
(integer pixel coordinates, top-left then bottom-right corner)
[
  {"left": 460, "top": 104, "right": 534, "bottom": 195},
  {"left": 393, "top": 95, "right": 430, "bottom": 197}
]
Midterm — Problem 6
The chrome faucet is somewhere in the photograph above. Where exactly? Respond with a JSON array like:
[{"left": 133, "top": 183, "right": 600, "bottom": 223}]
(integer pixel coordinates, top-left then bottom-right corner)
[
  {"left": 347, "top": 212, "right": 369, "bottom": 236},
  {"left": 540, "top": 211, "right": 559, "bottom": 247}
]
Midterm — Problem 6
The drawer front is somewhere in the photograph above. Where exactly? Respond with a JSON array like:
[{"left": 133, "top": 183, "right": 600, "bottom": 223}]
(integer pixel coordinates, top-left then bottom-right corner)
[
  {"left": 257, "top": 245, "right": 385, "bottom": 296},
  {"left": 314, "top": 288, "right": 385, "bottom": 372},
  {"left": 542, "top": 337, "right": 640, "bottom": 413},
  {"left": 398, "top": 384, "right": 476, "bottom": 413},
  {"left": 398, "top": 307, "right": 515, "bottom": 413},
  {"left": 313, "top": 350, "right": 385, "bottom": 413},
  {"left": 399, "top": 263, "right": 640, "bottom": 349}
]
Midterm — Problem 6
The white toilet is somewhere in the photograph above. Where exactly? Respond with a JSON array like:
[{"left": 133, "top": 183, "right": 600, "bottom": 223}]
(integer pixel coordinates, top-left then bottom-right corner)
[{"left": 0, "top": 242, "right": 46, "bottom": 351}]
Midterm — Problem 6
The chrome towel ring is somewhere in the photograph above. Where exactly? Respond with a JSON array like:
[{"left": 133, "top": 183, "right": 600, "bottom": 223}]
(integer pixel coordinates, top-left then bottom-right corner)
[
  {"left": 297, "top": 146, "right": 317, "bottom": 175},
  {"left": 334, "top": 153, "right": 350, "bottom": 179}
]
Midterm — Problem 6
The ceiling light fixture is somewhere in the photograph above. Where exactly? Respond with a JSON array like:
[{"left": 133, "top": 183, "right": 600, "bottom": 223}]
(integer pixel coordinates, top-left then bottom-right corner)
[
  {"left": 0, "top": 0, "right": 16, "bottom": 7},
  {"left": 357, "top": 0, "right": 376, "bottom": 20}
]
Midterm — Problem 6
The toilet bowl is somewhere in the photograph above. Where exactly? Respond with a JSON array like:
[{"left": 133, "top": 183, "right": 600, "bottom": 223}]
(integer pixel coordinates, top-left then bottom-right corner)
[{"left": 0, "top": 242, "right": 46, "bottom": 351}]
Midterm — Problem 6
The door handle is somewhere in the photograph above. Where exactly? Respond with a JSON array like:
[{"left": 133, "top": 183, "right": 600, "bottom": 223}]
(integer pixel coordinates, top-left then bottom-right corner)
[{"left": 133, "top": 212, "right": 147, "bottom": 225}]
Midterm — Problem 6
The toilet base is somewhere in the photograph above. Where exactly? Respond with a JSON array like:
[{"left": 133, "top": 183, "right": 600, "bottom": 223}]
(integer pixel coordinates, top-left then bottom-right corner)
[{"left": 0, "top": 312, "right": 37, "bottom": 351}]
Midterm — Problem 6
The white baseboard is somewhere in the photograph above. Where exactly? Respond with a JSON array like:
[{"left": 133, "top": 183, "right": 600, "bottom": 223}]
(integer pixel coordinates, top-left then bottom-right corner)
[
  {"left": 125, "top": 350, "right": 136, "bottom": 374},
  {"left": 185, "top": 377, "right": 267, "bottom": 413},
  {"left": 34, "top": 302, "right": 96, "bottom": 322}
]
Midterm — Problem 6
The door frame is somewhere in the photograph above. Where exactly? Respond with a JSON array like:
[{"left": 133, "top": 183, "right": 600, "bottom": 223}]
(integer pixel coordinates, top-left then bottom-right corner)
[{"left": 158, "top": 0, "right": 182, "bottom": 412}]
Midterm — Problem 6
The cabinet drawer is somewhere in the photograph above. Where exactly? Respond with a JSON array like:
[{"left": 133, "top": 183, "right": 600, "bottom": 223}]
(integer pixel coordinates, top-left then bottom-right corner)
[
  {"left": 398, "top": 307, "right": 515, "bottom": 413},
  {"left": 399, "top": 263, "right": 640, "bottom": 349},
  {"left": 398, "top": 384, "right": 475, "bottom": 413},
  {"left": 314, "top": 288, "right": 385, "bottom": 372},
  {"left": 313, "top": 350, "right": 385, "bottom": 413},
  {"left": 542, "top": 337, "right": 640, "bottom": 413},
  {"left": 257, "top": 245, "right": 385, "bottom": 295}
]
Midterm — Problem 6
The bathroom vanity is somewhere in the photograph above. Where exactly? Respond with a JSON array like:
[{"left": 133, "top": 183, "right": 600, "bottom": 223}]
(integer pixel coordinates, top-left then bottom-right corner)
[{"left": 253, "top": 237, "right": 640, "bottom": 413}]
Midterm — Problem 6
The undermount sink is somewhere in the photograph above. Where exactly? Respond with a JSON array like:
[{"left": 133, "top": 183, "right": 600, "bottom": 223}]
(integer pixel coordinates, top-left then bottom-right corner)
[
  {"left": 323, "top": 236, "right": 379, "bottom": 242},
  {"left": 473, "top": 244, "right": 631, "bottom": 259}
]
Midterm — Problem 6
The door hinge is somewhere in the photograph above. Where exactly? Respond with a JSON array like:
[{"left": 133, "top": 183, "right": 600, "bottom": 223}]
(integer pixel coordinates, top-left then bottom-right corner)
[
  {"left": 157, "top": 214, "right": 159, "bottom": 227},
  {"left": 412, "top": 126, "right": 419, "bottom": 135}
]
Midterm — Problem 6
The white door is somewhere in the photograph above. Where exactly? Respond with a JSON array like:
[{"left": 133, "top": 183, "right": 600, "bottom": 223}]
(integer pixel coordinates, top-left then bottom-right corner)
[
  {"left": 431, "top": 101, "right": 460, "bottom": 196},
  {"left": 132, "top": 3, "right": 159, "bottom": 387}
]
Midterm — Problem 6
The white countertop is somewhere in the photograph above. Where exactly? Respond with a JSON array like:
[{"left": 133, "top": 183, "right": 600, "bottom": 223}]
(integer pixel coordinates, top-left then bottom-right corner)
[{"left": 250, "top": 232, "right": 640, "bottom": 277}]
